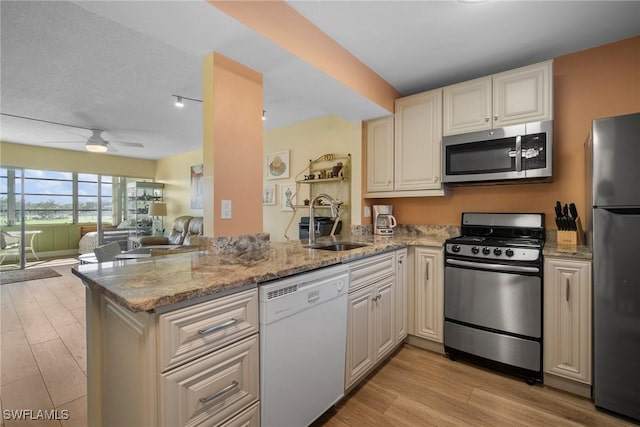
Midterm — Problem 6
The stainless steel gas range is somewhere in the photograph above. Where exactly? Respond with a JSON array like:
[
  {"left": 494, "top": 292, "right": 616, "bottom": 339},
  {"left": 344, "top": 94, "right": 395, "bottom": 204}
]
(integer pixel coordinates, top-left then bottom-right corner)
[{"left": 444, "top": 212, "right": 545, "bottom": 385}]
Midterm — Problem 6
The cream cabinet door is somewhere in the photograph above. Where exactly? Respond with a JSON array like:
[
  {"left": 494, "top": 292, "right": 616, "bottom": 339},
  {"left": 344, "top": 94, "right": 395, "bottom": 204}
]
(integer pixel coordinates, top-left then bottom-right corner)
[
  {"left": 366, "top": 116, "right": 395, "bottom": 193},
  {"left": 544, "top": 258, "right": 592, "bottom": 384},
  {"left": 443, "top": 76, "right": 492, "bottom": 136},
  {"left": 395, "top": 249, "right": 408, "bottom": 343},
  {"left": 345, "top": 284, "right": 375, "bottom": 389},
  {"left": 373, "top": 276, "right": 396, "bottom": 362},
  {"left": 492, "top": 60, "right": 552, "bottom": 128},
  {"left": 159, "top": 334, "right": 259, "bottom": 427},
  {"left": 413, "top": 247, "right": 444, "bottom": 343},
  {"left": 394, "top": 89, "right": 443, "bottom": 191}
]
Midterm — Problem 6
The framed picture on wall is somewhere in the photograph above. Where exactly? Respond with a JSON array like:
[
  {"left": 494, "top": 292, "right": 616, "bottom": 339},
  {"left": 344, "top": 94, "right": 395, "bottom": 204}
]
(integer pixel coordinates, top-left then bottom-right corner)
[
  {"left": 280, "top": 183, "right": 296, "bottom": 212},
  {"left": 190, "top": 164, "right": 204, "bottom": 209},
  {"left": 263, "top": 184, "right": 276, "bottom": 206},
  {"left": 266, "top": 150, "right": 290, "bottom": 180}
]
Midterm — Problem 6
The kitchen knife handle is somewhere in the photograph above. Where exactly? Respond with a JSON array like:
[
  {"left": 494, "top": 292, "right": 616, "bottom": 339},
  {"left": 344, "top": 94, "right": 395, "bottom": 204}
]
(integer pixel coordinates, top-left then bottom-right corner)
[{"left": 569, "top": 203, "right": 578, "bottom": 219}]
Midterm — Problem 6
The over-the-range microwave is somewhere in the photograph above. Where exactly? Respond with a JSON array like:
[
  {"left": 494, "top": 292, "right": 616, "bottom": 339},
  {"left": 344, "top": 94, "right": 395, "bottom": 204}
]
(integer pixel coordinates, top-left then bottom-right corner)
[{"left": 442, "top": 120, "right": 553, "bottom": 185}]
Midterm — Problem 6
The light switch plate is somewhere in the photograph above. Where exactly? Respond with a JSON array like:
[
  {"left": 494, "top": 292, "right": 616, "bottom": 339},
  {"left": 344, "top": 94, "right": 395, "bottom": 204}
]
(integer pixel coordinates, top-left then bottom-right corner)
[
  {"left": 364, "top": 206, "right": 371, "bottom": 218},
  {"left": 221, "top": 200, "right": 232, "bottom": 219}
]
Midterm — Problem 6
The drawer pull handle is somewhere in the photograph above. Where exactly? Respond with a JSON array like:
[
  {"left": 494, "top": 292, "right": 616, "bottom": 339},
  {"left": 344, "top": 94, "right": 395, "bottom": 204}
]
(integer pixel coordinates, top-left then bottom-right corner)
[
  {"left": 198, "top": 318, "right": 238, "bottom": 335},
  {"left": 565, "top": 278, "right": 570, "bottom": 302},
  {"left": 199, "top": 380, "right": 239, "bottom": 404}
]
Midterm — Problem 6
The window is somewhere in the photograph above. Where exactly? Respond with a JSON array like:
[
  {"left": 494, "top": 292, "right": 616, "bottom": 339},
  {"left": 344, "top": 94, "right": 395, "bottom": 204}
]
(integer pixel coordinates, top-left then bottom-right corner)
[
  {"left": 20, "top": 170, "right": 73, "bottom": 223},
  {"left": 0, "top": 168, "right": 118, "bottom": 226},
  {"left": 78, "top": 174, "right": 114, "bottom": 224}
]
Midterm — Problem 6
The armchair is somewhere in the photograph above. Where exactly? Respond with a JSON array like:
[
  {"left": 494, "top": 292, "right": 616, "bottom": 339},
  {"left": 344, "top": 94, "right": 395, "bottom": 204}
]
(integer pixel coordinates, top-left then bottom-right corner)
[{"left": 137, "top": 216, "right": 203, "bottom": 247}]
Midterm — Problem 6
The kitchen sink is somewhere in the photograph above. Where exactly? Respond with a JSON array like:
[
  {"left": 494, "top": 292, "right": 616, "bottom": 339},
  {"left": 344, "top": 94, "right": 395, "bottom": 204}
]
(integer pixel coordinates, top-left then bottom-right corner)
[{"left": 313, "top": 242, "right": 368, "bottom": 251}]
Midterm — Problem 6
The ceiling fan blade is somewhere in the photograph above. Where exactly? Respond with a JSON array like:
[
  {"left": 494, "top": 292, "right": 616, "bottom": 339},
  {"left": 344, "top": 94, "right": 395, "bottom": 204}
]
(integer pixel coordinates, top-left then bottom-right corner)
[
  {"left": 68, "top": 131, "right": 90, "bottom": 138},
  {"left": 110, "top": 141, "right": 144, "bottom": 148}
]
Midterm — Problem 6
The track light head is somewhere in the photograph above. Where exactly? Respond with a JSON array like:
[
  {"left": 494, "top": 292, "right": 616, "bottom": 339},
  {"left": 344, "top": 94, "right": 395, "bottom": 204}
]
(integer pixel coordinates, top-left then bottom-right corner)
[{"left": 174, "top": 96, "right": 184, "bottom": 108}]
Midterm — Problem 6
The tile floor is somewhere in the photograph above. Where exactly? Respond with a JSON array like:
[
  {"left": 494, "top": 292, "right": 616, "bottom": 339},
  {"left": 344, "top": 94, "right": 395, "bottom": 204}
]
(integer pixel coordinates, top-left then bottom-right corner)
[{"left": 1, "top": 259, "right": 87, "bottom": 427}]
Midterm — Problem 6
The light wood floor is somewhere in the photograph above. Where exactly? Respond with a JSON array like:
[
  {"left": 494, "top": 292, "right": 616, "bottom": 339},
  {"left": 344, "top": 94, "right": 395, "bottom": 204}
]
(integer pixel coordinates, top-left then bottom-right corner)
[
  {"left": 1, "top": 261, "right": 636, "bottom": 427},
  {"left": 316, "top": 345, "right": 636, "bottom": 427},
  {"left": 1, "top": 260, "right": 87, "bottom": 427}
]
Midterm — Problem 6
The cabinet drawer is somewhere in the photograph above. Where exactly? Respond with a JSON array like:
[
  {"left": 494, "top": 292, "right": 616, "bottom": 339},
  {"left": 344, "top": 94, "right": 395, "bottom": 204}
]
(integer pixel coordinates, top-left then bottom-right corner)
[
  {"left": 158, "top": 289, "right": 258, "bottom": 372},
  {"left": 219, "top": 401, "right": 260, "bottom": 427},
  {"left": 159, "top": 334, "right": 259, "bottom": 427},
  {"left": 349, "top": 252, "right": 395, "bottom": 292}
]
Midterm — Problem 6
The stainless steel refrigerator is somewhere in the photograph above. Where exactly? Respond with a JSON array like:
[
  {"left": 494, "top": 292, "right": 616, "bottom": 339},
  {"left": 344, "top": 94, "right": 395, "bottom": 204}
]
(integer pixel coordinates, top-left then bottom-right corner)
[{"left": 586, "top": 112, "right": 640, "bottom": 421}]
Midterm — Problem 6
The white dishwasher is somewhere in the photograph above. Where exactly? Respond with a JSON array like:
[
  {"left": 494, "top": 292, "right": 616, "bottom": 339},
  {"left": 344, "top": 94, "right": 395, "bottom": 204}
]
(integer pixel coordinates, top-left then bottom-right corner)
[{"left": 259, "top": 264, "right": 349, "bottom": 427}]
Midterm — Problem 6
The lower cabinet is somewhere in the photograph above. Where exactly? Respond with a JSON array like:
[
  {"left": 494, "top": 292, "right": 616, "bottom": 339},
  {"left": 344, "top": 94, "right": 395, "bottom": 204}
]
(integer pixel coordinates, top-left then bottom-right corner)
[
  {"left": 395, "top": 248, "right": 408, "bottom": 343},
  {"left": 159, "top": 335, "right": 259, "bottom": 426},
  {"left": 544, "top": 257, "right": 592, "bottom": 393},
  {"left": 86, "top": 287, "right": 260, "bottom": 427},
  {"left": 410, "top": 246, "right": 444, "bottom": 343},
  {"left": 345, "top": 249, "right": 406, "bottom": 390}
]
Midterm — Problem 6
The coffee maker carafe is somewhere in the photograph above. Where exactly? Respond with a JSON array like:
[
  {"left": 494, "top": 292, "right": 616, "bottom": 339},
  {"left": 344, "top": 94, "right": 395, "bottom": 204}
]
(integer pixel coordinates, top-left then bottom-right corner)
[{"left": 373, "top": 205, "right": 397, "bottom": 235}]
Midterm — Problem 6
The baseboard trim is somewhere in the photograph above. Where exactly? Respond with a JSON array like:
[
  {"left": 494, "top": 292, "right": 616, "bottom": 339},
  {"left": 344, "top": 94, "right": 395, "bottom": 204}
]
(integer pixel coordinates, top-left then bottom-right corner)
[
  {"left": 406, "top": 335, "right": 445, "bottom": 354},
  {"left": 544, "top": 373, "right": 592, "bottom": 399}
]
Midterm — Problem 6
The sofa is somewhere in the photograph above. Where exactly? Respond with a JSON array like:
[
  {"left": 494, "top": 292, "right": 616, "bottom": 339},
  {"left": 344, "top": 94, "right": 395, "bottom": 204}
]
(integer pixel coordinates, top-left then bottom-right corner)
[{"left": 137, "top": 216, "right": 203, "bottom": 247}]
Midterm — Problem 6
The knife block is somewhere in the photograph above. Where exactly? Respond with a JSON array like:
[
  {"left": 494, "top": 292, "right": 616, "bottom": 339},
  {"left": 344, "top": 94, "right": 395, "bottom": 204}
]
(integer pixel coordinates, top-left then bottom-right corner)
[{"left": 557, "top": 217, "right": 585, "bottom": 247}]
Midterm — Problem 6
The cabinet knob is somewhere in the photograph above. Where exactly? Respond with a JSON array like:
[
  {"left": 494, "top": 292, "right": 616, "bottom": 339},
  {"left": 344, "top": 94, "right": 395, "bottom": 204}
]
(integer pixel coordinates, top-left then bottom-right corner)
[
  {"left": 485, "top": 117, "right": 490, "bottom": 122},
  {"left": 494, "top": 115, "right": 499, "bottom": 121}
]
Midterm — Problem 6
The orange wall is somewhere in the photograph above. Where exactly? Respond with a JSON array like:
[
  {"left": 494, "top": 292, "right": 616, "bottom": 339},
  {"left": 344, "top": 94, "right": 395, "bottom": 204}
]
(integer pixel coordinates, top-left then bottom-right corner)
[
  {"left": 209, "top": 0, "right": 401, "bottom": 112},
  {"left": 203, "top": 52, "right": 263, "bottom": 237},
  {"left": 367, "top": 36, "right": 640, "bottom": 229}
]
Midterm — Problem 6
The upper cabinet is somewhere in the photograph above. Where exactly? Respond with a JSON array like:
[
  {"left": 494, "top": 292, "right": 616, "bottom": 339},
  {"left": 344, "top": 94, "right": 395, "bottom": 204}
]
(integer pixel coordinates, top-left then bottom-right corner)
[
  {"left": 443, "top": 60, "right": 553, "bottom": 136},
  {"left": 395, "top": 90, "right": 443, "bottom": 192},
  {"left": 365, "top": 90, "right": 446, "bottom": 198},
  {"left": 365, "top": 117, "right": 394, "bottom": 193}
]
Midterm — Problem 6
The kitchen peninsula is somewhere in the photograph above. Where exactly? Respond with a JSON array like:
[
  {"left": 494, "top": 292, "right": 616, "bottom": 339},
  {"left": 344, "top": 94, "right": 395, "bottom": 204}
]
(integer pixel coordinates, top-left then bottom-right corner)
[{"left": 72, "top": 231, "right": 451, "bottom": 427}]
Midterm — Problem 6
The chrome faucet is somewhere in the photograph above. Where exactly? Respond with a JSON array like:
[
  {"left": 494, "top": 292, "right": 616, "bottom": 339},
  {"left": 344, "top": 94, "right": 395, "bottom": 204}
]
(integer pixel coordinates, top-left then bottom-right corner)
[{"left": 308, "top": 193, "right": 339, "bottom": 246}]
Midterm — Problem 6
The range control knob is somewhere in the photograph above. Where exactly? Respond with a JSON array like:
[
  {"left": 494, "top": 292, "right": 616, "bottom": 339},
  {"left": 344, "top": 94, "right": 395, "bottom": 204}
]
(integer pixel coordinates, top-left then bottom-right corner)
[
  {"left": 482, "top": 247, "right": 491, "bottom": 255},
  {"left": 493, "top": 248, "right": 502, "bottom": 256},
  {"left": 505, "top": 248, "right": 515, "bottom": 257},
  {"left": 471, "top": 246, "right": 480, "bottom": 254},
  {"left": 451, "top": 244, "right": 461, "bottom": 253}
]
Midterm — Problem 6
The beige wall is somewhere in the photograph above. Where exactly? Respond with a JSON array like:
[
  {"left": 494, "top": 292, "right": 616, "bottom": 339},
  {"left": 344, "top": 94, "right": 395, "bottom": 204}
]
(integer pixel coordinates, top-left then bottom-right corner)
[
  {"left": 155, "top": 148, "right": 203, "bottom": 222},
  {"left": 364, "top": 36, "right": 640, "bottom": 230},
  {"left": 0, "top": 142, "right": 156, "bottom": 178},
  {"left": 264, "top": 115, "right": 362, "bottom": 242}
]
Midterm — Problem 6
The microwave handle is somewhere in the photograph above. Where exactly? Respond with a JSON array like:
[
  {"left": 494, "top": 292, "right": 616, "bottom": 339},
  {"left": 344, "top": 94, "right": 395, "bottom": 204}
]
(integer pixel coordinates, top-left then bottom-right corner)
[{"left": 515, "top": 135, "right": 522, "bottom": 171}]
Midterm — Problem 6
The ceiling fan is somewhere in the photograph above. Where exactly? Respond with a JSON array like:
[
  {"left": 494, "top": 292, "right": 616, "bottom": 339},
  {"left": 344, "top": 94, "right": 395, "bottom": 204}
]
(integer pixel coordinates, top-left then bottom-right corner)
[
  {"left": 45, "top": 128, "right": 145, "bottom": 153},
  {"left": 0, "top": 112, "right": 144, "bottom": 153}
]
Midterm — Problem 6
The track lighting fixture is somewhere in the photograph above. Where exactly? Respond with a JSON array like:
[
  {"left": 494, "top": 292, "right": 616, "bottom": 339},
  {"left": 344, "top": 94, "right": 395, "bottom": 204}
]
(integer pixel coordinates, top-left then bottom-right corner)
[
  {"left": 262, "top": 110, "right": 266, "bottom": 121},
  {"left": 172, "top": 94, "right": 202, "bottom": 108}
]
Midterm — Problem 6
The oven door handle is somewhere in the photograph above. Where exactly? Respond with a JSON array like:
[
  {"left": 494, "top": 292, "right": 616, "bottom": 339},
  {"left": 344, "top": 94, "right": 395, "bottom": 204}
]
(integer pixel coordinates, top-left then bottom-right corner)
[{"left": 446, "top": 258, "right": 539, "bottom": 273}]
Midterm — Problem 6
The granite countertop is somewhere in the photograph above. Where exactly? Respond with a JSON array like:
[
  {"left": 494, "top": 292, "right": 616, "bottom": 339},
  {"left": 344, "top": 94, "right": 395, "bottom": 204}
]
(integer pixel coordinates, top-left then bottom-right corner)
[
  {"left": 72, "top": 232, "right": 450, "bottom": 313},
  {"left": 72, "top": 225, "right": 591, "bottom": 314},
  {"left": 543, "top": 242, "right": 592, "bottom": 260}
]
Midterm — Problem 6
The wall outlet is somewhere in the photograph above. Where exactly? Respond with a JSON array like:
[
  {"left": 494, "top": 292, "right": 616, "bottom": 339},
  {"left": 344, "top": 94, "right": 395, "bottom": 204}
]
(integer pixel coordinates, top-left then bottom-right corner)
[
  {"left": 221, "top": 200, "right": 232, "bottom": 219},
  {"left": 364, "top": 206, "right": 371, "bottom": 218}
]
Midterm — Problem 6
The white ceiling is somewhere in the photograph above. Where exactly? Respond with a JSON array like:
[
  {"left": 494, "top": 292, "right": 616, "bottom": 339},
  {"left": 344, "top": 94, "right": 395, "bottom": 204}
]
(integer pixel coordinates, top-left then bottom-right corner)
[{"left": 1, "top": 1, "right": 639, "bottom": 160}]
